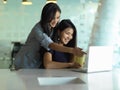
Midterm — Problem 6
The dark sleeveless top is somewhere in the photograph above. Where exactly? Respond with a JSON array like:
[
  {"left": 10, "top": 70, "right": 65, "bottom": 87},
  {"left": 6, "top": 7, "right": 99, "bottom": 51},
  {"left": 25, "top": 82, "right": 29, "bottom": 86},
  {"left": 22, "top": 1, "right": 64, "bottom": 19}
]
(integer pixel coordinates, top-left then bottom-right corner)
[{"left": 49, "top": 49, "right": 71, "bottom": 62}]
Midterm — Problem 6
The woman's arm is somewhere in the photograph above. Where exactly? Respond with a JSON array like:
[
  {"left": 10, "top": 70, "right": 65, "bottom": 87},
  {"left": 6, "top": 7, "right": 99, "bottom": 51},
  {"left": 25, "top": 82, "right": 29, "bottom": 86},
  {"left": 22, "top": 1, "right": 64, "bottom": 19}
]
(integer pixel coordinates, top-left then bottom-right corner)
[
  {"left": 34, "top": 26, "right": 86, "bottom": 56},
  {"left": 49, "top": 43, "right": 86, "bottom": 57},
  {"left": 43, "top": 52, "right": 80, "bottom": 69}
]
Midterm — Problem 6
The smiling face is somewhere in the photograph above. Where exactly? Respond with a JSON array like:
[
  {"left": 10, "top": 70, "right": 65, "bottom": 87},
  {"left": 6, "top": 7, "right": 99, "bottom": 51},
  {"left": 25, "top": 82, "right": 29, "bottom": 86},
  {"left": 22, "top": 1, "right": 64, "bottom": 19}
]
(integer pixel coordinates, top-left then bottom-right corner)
[
  {"left": 52, "top": 19, "right": 76, "bottom": 48},
  {"left": 59, "top": 27, "right": 74, "bottom": 45},
  {"left": 50, "top": 11, "right": 60, "bottom": 28}
]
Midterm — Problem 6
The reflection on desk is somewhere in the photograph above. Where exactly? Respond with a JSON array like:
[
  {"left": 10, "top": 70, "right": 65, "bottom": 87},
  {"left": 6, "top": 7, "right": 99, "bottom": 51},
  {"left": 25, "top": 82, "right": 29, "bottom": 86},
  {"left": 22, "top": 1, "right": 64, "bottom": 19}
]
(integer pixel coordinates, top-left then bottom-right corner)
[{"left": 0, "top": 68, "right": 120, "bottom": 90}]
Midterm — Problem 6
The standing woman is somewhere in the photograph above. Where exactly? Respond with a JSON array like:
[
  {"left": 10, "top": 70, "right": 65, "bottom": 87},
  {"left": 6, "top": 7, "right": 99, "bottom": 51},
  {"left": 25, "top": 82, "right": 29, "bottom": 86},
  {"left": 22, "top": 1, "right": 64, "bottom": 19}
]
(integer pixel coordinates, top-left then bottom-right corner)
[{"left": 14, "top": 3, "right": 85, "bottom": 69}]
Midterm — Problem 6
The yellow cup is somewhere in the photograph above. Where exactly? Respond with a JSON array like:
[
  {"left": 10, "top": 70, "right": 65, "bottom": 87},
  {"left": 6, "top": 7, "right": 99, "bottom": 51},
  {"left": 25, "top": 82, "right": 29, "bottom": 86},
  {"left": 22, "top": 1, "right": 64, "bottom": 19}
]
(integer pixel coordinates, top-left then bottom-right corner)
[{"left": 74, "top": 55, "right": 86, "bottom": 67}]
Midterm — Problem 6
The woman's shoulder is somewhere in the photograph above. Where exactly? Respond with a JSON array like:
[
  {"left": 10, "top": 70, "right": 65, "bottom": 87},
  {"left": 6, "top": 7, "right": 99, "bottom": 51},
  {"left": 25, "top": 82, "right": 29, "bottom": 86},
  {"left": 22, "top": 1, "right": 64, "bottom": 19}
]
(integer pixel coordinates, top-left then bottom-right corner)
[{"left": 32, "top": 22, "right": 43, "bottom": 32}]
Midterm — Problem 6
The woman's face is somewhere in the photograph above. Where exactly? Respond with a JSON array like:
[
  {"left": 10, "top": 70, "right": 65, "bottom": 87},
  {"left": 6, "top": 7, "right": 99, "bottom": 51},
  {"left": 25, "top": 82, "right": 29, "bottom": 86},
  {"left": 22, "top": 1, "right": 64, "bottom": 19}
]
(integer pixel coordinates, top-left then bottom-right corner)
[
  {"left": 50, "top": 11, "right": 60, "bottom": 28},
  {"left": 59, "top": 27, "right": 74, "bottom": 45}
]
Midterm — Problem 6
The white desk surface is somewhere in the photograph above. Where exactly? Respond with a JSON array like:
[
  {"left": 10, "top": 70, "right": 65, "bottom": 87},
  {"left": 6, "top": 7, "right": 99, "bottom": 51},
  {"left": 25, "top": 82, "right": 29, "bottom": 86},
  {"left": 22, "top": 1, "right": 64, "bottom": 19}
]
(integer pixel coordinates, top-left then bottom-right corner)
[{"left": 0, "top": 68, "right": 120, "bottom": 90}]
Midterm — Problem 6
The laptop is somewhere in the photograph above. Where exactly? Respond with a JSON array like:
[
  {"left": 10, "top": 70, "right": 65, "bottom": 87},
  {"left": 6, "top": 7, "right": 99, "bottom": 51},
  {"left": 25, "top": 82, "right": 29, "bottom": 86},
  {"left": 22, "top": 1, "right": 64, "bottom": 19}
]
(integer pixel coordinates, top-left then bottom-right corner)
[{"left": 72, "top": 46, "right": 113, "bottom": 73}]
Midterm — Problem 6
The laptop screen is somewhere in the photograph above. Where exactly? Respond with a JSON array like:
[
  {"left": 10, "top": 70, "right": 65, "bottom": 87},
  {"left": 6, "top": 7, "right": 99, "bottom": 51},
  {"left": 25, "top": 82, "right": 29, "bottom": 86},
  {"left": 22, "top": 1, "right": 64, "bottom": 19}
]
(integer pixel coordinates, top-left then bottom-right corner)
[{"left": 86, "top": 46, "right": 113, "bottom": 72}]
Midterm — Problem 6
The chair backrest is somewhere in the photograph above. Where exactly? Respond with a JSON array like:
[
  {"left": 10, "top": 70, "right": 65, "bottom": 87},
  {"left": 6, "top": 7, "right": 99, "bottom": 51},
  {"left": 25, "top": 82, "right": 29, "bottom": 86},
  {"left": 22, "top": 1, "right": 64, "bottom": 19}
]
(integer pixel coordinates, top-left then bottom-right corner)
[{"left": 11, "top": 42, "right": 24, "bottom": 58}]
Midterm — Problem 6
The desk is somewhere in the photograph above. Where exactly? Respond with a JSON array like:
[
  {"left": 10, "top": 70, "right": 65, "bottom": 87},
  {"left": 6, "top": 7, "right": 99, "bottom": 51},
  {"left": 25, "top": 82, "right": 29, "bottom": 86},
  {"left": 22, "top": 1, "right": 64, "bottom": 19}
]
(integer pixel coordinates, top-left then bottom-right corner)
[{"left": 0, "top": 69, "right": 120, "bottom": 90}]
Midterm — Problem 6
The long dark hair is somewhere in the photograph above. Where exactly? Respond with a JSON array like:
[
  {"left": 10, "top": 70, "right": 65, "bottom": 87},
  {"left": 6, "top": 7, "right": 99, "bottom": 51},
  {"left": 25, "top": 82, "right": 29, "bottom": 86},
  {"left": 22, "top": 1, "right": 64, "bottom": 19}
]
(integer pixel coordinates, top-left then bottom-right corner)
[
  {"left": 52, "top": 19, "right": 77, "bottom": 48},
  {"left": 40, "top": 3, "right": 61, "bottom": 36}
]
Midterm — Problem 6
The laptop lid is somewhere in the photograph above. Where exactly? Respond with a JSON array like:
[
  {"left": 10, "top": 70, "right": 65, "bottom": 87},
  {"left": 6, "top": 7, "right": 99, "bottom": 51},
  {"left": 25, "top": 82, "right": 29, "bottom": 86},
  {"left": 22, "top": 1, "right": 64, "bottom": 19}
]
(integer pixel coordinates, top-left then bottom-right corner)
[{"left": 85, "top": 46, "right": 113, "bottom": 73}]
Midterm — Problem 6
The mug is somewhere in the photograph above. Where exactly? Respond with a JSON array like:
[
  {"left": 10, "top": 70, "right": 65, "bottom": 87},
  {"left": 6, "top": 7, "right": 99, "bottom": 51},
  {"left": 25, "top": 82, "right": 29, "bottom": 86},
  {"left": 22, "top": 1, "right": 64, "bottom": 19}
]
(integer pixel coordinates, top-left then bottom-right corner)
[{"left": 74, "top": 55, "right": 86, "bottom": 67}]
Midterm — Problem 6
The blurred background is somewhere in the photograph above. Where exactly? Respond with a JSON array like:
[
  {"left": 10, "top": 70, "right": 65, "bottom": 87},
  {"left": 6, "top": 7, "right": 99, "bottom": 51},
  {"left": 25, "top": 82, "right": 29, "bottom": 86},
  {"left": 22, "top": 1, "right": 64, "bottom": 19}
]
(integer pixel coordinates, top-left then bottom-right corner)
[{"left": 0, "top": 0, "right": 120, "bottom": 68}]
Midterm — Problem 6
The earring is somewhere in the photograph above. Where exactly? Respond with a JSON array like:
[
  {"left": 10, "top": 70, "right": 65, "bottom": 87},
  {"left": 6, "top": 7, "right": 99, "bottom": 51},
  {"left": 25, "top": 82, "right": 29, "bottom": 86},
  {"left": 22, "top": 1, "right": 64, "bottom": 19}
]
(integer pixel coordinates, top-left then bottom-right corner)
[{"left": 58, "top": 37, "right": 60, "bottom": 41}]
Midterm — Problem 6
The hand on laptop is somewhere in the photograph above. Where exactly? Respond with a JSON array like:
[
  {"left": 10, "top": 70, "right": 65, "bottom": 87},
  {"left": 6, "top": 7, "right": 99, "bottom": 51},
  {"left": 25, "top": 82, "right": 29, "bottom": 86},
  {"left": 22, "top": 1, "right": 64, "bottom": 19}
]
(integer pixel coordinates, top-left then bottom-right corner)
[{"left": 72, "top": 47, "right": 87, "bottom": 57}]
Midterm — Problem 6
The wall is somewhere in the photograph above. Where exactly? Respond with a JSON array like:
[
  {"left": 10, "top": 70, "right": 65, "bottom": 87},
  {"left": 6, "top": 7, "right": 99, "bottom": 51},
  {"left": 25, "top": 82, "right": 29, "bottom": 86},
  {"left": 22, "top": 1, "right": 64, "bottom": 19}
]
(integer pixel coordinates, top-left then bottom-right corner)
[
  {"left": 0, "top": 0, "right": 46, "bottom": 68},
  {"left": 0, "top": 0, "right": 119, "bottom": 68}
]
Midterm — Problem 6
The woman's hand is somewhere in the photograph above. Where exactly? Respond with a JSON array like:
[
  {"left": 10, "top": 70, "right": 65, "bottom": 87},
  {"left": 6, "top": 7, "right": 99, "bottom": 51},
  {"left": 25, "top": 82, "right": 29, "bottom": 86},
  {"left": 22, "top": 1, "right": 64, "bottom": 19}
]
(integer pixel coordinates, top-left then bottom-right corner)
[
  {"left": 69, "top": 62, "right": 81, "bottom": 68},
  {"left": 72, "top": 47, "right": 86, "bottom": 57}
]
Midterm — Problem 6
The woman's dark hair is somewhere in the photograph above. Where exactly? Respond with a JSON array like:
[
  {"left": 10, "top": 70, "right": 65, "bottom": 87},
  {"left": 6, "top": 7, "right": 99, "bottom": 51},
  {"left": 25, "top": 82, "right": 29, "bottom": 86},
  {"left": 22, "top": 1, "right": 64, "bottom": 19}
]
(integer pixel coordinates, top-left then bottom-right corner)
[
  {"left": 53, "top": 19, "right": 77, "bottom": 48},
  {"left": 40, "top": 3, "right": 61, "bottom": 36}
]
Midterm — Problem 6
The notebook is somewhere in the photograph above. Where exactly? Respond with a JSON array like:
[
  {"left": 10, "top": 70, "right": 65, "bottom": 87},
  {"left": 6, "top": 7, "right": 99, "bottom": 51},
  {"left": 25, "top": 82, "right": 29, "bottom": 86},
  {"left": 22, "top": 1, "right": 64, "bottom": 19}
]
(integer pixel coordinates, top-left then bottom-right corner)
[{"left": 72, "top": 46, "right": 113, "bottom": 73}]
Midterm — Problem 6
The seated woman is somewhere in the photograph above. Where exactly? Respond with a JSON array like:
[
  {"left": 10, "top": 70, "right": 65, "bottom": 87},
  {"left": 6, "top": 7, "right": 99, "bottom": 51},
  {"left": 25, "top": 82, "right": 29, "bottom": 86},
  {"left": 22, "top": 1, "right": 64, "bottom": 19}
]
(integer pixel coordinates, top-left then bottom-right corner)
[{"left": 43, "top": 19, "right": 84, "bottom": 69}]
